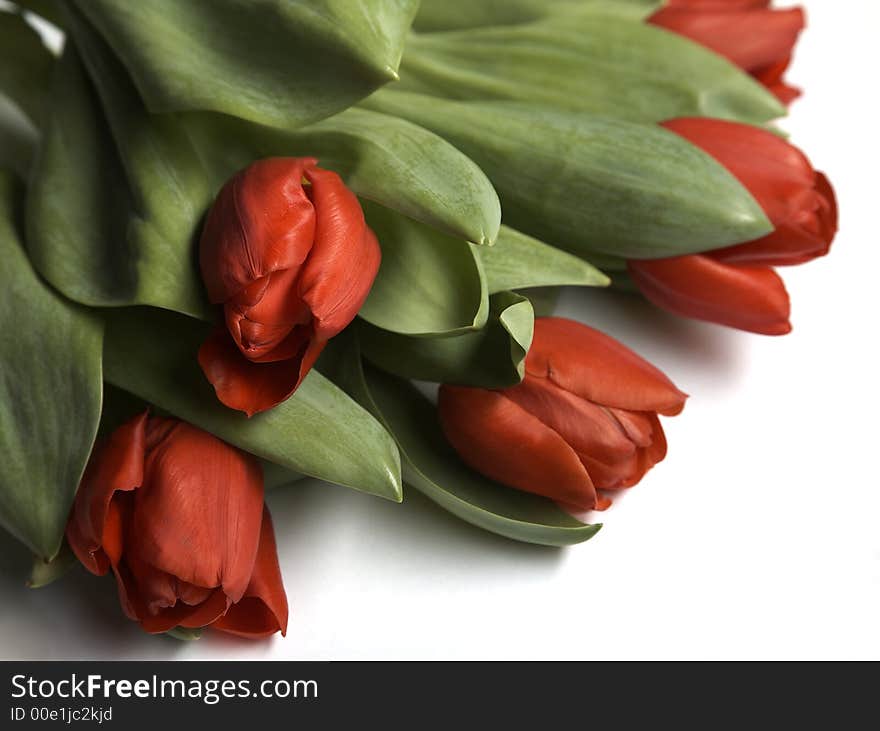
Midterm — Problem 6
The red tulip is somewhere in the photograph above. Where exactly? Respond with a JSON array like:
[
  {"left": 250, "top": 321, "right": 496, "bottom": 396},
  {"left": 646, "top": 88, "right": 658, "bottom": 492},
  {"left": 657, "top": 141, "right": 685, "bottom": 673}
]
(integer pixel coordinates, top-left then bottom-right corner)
[
  {"left": 199, "top": 157, "right": 381, "bottom": 416},
  {"left": 66, "top": 411, "right": 288, "bottom": 639},
  {"left": 438, "top": 318, "right": 686, "bottom": 511},
  {"left": 628, "top": 117, "right": 837, "bottom": 335},
  {"left": 649, "top": 0, "right": 805, "bottom": 104}
]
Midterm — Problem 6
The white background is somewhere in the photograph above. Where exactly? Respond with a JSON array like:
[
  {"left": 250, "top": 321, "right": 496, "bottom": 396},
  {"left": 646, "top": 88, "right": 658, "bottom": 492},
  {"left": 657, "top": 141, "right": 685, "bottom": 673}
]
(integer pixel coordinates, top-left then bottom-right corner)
[{"left": 2, "top": 0, "right": 878, "bottom": 660}]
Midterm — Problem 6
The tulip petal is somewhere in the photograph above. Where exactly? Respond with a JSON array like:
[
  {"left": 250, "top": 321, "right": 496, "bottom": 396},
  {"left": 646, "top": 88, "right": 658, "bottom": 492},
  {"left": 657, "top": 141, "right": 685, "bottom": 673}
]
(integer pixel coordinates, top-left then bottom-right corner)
[
  {"left": 438, "top": 384, "right": 603, "bottom": 510},
  {"left": 662, "top": 118, "right": 836, "bottom": 267},
  {"left": 199, "top": 158, "right": 317, "bottom": 304},
  {"left": 212, "top": 507, "right": 289, "bottom": 639},
  {"left": 704, "top": 169, "right": 837, "bottom": 267},
  {"left": 504, "top": 376, "right": 637, "bottom": 471},
  {"left": 224, "top": 267, "right": 313, "bottom": 363},
  {"left": 525, "top": 318, "right": 688, "bottom": 416},
  {"left": 608, "top": 409, "right": 668, "bottom": 488},
  {"left": 128, "top": 418, "right": 264, "bottom": 604},
  {"left": 125, "top": 553, "right": 181, "bottom": 615},
  {"left": 299, "top": 166, "right": 381, "bottom": 338},
  {"left": 573, "top": 408, "right": 664, "bottom": 491},
  {"left": 752, "top": 54, "right": 801, "bottom": 104},
  {"left": 198, "top": 327, "right": 325, "bottom": 416},
  {"left": 66, "top": 411, "right": 147, "bottom": 576},
  {"left": 650, "top": 5, "right": 804, "bottom": 89},
  {"left": 628, "top": 255, "right": 792, "bottom": 335},
  {"left": 140, "top": 589, "right": 230, "bottom": 634}
]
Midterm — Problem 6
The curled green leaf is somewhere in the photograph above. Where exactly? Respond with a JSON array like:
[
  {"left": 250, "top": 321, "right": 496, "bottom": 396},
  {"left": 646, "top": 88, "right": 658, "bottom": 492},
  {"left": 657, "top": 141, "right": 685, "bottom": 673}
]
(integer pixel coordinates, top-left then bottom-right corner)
[
  {"left": 359, "top": 202, "right": 489, "bottom": 337},
  {"left": 359, "top": 291, "right": 534, "bottom": 388},
  {"left": 478, "top": 226, "right": 609, "bottom": 293}
]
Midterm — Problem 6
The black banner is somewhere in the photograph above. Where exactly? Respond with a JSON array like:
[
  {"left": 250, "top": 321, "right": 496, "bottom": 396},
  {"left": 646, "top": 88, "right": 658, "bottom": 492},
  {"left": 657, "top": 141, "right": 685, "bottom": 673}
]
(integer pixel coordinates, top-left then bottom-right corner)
[{"left": 1, "top": 661, "right": 870, "bottom": 726}]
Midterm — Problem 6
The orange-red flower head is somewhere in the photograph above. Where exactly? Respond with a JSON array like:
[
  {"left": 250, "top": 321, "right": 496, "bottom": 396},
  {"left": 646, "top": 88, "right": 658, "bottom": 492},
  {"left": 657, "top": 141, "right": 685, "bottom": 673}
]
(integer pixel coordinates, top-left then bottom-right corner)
[
  {"left": 438, "top": 318, "right": 686, "bottom": 511},
  {"left": 628, "top": 117, "right": 837, "bottom": 335},
  {"left": 66, "top": 412, "right": 288, "bottom": 639},
  {"left": 649, "top": 0, "right": 806, "bottom": 104},
  {"left": 199, "top": 157, "right": 381, "bottom": 416}
]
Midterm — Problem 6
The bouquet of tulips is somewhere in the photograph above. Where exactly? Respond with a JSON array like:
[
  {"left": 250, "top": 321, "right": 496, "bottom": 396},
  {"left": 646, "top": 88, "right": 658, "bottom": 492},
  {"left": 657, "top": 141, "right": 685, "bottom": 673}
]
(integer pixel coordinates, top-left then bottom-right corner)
[{"left": 0, "top": 0, "right": 836, "bottom": 641}]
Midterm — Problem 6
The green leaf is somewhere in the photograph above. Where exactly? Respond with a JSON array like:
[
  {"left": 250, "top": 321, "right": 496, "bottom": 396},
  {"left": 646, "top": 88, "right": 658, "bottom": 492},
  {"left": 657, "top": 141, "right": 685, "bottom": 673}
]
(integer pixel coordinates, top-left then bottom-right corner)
[
  {"left": 0, "top": 171, "right": 104, "bottom": 559},
  {"left": 26, "top": 36, "right": 211, "bottom": 318},
  {"left": 0, "top": 94, "right": 38, "bottom": 180},
  {"left": 359, "top": 291, "right": 533, "bottom": 388},
  {"left": 68, "top": 8, "right": 212, "bottom": 317},
  {"left": 102, "top": 306, "right": 402, "bottom": 503},
  {"left": 13, "top": 0, "right": 66, "bottom": 29},
  {"left": 28, "top": 542, "right": 77, "bottom": 588},
  {"left": 414, "top": 0, "right": 660, "bottom": 31},
  {"left": 479, "top": 226, "right": 609, "bottom": 293},
  {"left": 183, "top": 107, "right": 500, "bottom": 246},
  {"left": 401, "top": 10, "right": 784, "bottom": 125},
  {"left": 262, "top": 462, "right": 306, "bottom": 491},
  {"left": 0, "top": 9, "right": 54, "bottom": 127},
  {"left": 73, "top": 0, "right": 419, "bottom": 129},
  {"left": 364, "top": 92, "right": 773, "bottom": 259},
  {"left": 359, "top": 202, "right": 490, "bottom": 336},
  {"left": 322, "top": 341, "right": 600, "bottom": 547},
  {"left": 165, "top": 627, "right": 203, "bottom": 641}
]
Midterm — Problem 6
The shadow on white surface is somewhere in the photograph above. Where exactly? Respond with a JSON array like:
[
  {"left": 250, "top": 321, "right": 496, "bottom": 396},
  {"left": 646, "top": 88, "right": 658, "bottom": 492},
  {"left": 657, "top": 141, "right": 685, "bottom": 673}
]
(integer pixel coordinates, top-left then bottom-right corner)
[
  {"left": 556, "top": 287, "right": 749, "bottom": 385},
  {"left": 1, "top": 478, "right": 568, "bottom": 659}
]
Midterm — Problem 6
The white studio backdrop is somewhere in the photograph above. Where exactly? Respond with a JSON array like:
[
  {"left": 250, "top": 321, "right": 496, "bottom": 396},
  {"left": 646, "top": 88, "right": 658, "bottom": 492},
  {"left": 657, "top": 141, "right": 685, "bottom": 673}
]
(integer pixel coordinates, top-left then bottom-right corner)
[{"left": 1, "top": 0, "right": 877, "bottom": 660}]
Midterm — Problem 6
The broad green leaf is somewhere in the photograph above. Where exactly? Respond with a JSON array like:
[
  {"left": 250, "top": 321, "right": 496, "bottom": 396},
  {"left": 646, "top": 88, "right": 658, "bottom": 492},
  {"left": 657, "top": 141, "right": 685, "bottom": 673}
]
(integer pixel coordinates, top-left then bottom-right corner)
[
  {"left": 26, "top": 47, "right": 137, "bottom": 309},
  {"left": 322, "top": 340, "right": 600, "bottom": 547},
  {"left": 479, "top": 226, "right": 609, "bottom": 293},
  {"left": 0, "top": 9, "right": 54, "bottom": 127},
  {"left": 414, "top": 0, "right": 660, "bottom": 30},
  {"left": 359, "top": 202, "right": 490, "bottom": 337},
  {"left": 184, "top": 107, "right": 500, "bottom": 246},
  {"left": 28, "top": 543, "right": 77, "bottom": 588},
  {"left": 364, "top": 92, "right": 773, "bottom": 259},
  {"left": 0, "top": 172, "right": 104, "bottom": 559},
  {"left": 12, "top": 0, "right": 66, "bottom": 29},
  {"left": 0, "top": 94, "right": 37, "bottom": 179},
  {"left": 401, "top": 10, "right": 784, "bottom": 125},
  {"left": 27, "top": 33, "right": 212, "bottom": 318},
  {"left": 262, "top": 462, "right": 306, "bottom": 491},
  {"left": 73, "top": 0, "right": 419, "bottom": 129},
  {"left": 577, "top": 250, "right": 629, "bottom": 273},
  {"left": 102, "top": 306, "right": 402, "bottom": 503},
  {"left": 68, "top": 8, "right": 212, "bottom": 316},
  {"left": 359, "top": 291, "right": 533, "bottom": 388}
]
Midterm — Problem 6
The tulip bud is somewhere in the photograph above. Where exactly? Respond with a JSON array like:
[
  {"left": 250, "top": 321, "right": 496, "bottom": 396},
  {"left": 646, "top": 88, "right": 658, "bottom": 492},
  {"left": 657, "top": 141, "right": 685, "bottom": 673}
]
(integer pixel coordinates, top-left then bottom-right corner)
[
  {"left": 198, "top": 157, "right": 381, "bottom": 416},
  {"left": 627, "top": 118, "right": 837, "bottom": 335},
  {"left": 648, "top": 0, "right": 805, "bottom": 104},
  {"left": 66, "top": 411, "right": 288, "bottom": 638},
  {"left": 438, "top": 318, "right": 686, "bottom": 511}
]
